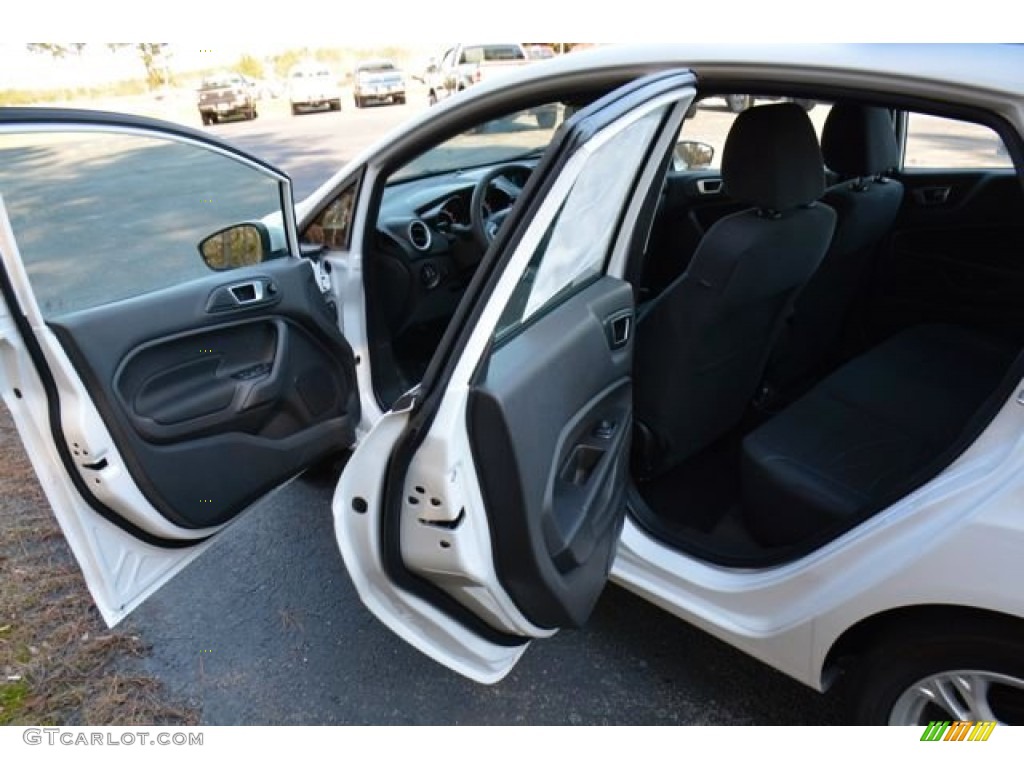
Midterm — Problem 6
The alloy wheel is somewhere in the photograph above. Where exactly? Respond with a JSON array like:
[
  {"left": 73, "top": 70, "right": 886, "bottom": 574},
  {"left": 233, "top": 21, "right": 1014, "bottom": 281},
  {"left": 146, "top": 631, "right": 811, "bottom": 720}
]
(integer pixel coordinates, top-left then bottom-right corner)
[{"left": 888, "top": 669, "right": 1024, "bottom": 725}]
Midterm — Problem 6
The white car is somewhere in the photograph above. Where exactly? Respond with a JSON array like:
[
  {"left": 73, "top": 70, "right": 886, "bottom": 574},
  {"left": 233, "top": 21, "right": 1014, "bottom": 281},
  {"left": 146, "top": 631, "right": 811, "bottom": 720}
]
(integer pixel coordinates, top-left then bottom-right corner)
[{"left": 1, "top": 44, "right": 1022, "bottom": 726}]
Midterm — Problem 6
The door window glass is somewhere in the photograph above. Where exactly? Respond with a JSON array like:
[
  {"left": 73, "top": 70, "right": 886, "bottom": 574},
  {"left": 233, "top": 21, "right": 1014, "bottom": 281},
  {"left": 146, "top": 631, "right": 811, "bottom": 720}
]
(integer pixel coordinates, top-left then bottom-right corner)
[
  {"left": 496, "top": 105, "right": 668, "bottom": 339},
  {"left": 0, "top": 130, "right": 287, "bottom": 317},
  {"left": 904, "top": 113, "right": 1011, "bottom": 169}
]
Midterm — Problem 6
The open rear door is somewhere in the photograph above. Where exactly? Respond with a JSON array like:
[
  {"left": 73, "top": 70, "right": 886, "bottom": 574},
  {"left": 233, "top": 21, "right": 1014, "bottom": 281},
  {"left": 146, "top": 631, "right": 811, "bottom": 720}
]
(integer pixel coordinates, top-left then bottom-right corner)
[{"left": 337, "top": 71, "right": 696, "bottom": 681}]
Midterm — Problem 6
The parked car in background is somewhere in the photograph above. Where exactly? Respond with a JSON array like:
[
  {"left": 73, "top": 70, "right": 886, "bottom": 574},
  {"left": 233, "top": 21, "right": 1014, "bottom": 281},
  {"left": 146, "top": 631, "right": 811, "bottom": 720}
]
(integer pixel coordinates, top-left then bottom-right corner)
[
  {"left": 525, "top": 45, "right": 556, "bottom": 60},
  {"left": 427, "top": 43, "right": 530, "bottom": 105},
  {"left": 287, "top": 63, "right": 342, "bottom": 115},
  {"left": 353, "top": 60, "right": 406, "bottom": 108},
  {"left": 196, "top": 72, "right": 257, "bottom": 125}
]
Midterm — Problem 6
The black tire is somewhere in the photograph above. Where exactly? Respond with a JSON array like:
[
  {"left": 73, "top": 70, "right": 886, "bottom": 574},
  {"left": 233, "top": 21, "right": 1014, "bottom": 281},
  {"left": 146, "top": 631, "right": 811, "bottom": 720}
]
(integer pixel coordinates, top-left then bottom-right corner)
[
  {"left": 330, "top": 99, "right": 341, "bottom": 112},
  {"left": 850, "top": 617, "right": 1024, "bottom": 725},
  {"left": 726, "top": 94, "right": 752, "bottom": 113}
]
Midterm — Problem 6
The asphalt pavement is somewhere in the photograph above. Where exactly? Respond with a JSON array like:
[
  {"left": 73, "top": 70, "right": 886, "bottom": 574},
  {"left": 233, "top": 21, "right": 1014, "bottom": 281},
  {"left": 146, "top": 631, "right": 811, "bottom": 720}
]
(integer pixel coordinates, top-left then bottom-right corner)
[
  {"left": 119, "top": 98, "right": 845, "bottom": 725},
  {"left": 132, "top": 470, "right": 844, "bottom": 724}
]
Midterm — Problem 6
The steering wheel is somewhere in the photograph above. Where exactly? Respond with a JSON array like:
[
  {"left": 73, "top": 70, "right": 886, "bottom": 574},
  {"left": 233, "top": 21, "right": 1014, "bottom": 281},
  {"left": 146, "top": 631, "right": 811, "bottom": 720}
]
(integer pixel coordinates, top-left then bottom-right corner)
[{"left": 470, "top": 164, "right": 530, "bottom": 249}]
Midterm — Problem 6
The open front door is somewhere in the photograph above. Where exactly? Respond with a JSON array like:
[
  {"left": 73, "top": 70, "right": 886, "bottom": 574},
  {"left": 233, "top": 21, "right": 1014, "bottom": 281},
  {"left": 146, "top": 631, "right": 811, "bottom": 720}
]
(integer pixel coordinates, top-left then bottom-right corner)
[
  {"left": 337, "top": 71, "right": 695, "bottom": 682},
  {"left": 0, "top": 111, "right": 359, "bottom": 625}
]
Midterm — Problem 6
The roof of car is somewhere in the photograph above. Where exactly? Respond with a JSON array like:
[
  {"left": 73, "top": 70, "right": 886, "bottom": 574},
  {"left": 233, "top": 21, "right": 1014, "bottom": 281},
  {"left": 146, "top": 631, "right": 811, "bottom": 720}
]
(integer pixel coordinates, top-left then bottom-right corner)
[{"left": 531, "top": 44, "right": 1024, "bottom": 98}]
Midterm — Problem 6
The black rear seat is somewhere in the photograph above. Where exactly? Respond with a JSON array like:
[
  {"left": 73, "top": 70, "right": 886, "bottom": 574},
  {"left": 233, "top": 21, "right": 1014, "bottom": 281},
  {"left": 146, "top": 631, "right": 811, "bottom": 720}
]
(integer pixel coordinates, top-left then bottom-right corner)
[{"left": 742, "top": 324, "right": 1017, "bottom": 546}]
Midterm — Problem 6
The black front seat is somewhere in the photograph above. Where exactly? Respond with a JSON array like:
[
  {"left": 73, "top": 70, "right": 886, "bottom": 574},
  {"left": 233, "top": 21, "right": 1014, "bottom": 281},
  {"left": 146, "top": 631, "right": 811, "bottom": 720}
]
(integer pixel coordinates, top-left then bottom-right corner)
[
  {"left": 766, "top": 103, "right": 904, "bottom": 393},
  {"left": 633, "top": 103, "right": 836, "bottom": 479}
]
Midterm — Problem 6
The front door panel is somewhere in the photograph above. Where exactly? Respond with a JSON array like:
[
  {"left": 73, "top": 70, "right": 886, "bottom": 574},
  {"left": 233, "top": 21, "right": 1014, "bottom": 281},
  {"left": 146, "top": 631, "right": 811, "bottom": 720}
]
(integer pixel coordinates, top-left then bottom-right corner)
[{"left": 0, "top": 110, "right": 358, "bottom": 623}]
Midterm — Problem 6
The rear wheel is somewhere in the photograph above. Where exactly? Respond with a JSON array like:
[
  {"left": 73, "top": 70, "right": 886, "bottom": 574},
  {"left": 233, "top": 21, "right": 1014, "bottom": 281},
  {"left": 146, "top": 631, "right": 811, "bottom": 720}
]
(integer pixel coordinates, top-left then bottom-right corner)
[{"left": 851, "top": 619, "right": 1024, "bottom": 725}]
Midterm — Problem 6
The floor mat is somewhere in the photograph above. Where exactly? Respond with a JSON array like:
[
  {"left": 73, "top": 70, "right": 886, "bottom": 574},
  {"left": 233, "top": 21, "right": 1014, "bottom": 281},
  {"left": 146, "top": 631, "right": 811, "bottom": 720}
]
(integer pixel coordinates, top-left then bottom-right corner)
[{"left": 636, "top": 436, "right": 742, "bottom": 533}]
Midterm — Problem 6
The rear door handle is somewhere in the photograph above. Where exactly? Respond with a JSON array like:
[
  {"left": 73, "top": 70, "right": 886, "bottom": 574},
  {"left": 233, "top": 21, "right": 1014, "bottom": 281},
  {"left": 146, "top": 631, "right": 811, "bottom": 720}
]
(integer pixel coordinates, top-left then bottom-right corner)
[
  {"left": 604, "top": 310, "right": 633, "bottom": 350},
  {"left": 913, "top": 186, "right": 952, "bottom": 206},
  {"left": 696, "top": 178, "right": 724, "bottom": 195}
]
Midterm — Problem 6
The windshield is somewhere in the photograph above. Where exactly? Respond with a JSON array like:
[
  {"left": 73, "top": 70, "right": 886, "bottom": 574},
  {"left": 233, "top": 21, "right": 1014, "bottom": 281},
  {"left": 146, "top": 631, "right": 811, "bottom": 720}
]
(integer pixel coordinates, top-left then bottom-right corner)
[
  {"left": 462, "top": 45, "right": 525, "bottom": 63},
  {"left": 390, "top": 103, "right": 564, "bottom": 182},
  {"left": 358, "top": 61, "right": 396, "bottom": 73},
  {"left": 201, "top": 76, "right": 242, "bottom": 89}
]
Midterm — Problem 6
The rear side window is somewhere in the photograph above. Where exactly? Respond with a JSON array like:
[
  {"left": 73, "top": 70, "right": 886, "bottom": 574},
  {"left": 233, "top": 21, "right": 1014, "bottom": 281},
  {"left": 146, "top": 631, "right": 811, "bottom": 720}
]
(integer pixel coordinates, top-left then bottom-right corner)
[{"left": 904, "top": 113, "right": 1012, "bottom": 170}]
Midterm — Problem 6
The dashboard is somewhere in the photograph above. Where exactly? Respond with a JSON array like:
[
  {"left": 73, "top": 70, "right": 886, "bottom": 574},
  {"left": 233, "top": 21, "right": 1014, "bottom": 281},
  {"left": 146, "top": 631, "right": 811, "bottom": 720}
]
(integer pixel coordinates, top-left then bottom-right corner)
[{"left": 371, "top": 162, "right": 537, "bottom": 333}]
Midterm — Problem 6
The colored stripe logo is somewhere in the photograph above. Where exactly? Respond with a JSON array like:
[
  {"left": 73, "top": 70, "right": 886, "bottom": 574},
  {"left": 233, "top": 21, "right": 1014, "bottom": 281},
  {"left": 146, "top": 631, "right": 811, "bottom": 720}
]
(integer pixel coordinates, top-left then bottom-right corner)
[{"left": 920, "top": 721, "right": 996, "bottom": 741}]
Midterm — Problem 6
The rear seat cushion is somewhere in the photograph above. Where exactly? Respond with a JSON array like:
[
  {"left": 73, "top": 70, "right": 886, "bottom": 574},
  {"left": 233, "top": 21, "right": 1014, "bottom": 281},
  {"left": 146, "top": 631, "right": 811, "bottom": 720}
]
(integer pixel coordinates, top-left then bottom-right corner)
[{"left": 742, "top": 325, "right": 1017, "bottom": 547}]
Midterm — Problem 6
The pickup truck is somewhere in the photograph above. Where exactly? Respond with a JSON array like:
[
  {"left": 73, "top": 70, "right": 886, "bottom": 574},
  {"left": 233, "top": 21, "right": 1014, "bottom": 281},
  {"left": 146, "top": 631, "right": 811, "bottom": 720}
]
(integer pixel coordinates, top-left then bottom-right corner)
[
  {"left": 287, "top": 63, "right": 342, "bottom": 115},
  {"left": 427, "top": 44, "right": 530, "bottom": 105},
  {"left": 426, "top": 43, "right": 557, "bottom": 128},
  {"left": 196, "top": 73, "right": 257, "bottom": 125}
]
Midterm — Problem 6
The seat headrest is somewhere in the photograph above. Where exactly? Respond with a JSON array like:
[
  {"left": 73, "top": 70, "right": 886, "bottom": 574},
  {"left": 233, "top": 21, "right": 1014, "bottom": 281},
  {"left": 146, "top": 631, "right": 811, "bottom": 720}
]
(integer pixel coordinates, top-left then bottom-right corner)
[
  {"left": 721, "top": 102, "right": 825, "bottom": 211},
  {"left": 821, "top": 103, "right": 899, "bottom": 177}
]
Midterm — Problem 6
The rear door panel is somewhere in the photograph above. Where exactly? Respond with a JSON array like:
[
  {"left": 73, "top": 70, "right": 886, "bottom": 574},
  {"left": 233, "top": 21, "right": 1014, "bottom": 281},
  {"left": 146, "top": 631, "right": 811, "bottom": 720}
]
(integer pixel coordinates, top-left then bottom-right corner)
[
  {"left": 468, "top": 277, "right": 634, "bottom": 627},
  {"left": 337, "top": 70, "right": 697, "bottom": 682},
  {"left": 866, "top": 170, "right": 1024, "bottom": 341}
]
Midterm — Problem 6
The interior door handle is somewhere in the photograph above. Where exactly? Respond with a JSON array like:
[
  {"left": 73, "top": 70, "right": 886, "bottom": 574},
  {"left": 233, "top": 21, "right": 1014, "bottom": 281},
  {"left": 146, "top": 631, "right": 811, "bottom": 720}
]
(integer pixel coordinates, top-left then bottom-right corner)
[
  {"left": 206, "top": 277, "right": 280, "bottom": 313},
  {"left": 604, "top": 310, "right": 633, "bottom": 350},
  {"left": 913, "top": 186, "right": 952, "bottom": 206}
]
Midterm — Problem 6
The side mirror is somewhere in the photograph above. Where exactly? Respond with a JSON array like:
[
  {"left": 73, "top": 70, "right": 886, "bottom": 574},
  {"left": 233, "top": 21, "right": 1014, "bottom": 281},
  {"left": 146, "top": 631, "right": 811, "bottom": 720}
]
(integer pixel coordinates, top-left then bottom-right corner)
[
  {"left": 674, "top": 140, "right": 715, "bottom": 170},
  {"left": 198, "top": 222, "right": 272, "bottom": 271}
]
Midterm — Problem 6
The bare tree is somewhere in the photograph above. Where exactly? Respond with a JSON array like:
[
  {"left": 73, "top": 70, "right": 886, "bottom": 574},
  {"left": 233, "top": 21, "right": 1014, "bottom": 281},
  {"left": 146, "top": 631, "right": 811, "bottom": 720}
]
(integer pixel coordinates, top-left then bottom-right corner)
[
  {"left": 108, "top": 44, "right": 172, "bottom": 89},
  {"left": 25, "top": 43, "right": 86, "bottom": 58},
  {"left": 26, "top": 43, "right": 173, "bottom": 90}
]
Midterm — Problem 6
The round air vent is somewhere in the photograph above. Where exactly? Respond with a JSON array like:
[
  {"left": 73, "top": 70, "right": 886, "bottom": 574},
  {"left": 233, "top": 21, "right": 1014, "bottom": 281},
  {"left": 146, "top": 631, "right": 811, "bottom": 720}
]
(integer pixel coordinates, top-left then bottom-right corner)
[{"left": 407, "top": 220, "right": 432, "bottom": 252}]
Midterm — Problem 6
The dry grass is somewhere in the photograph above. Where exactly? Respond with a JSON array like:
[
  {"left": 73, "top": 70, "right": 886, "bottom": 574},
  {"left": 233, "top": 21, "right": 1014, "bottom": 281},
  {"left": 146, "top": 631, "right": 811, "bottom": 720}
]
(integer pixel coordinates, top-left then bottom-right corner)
[{"left": 0, "top": 406, "right": 198, "bottom": 725}]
